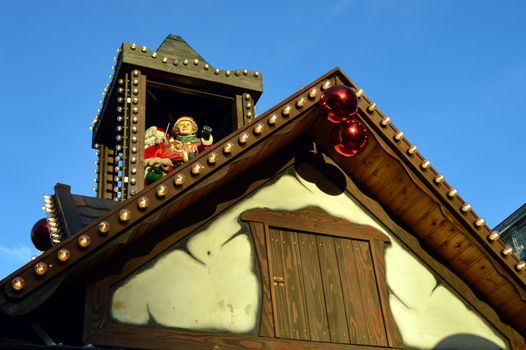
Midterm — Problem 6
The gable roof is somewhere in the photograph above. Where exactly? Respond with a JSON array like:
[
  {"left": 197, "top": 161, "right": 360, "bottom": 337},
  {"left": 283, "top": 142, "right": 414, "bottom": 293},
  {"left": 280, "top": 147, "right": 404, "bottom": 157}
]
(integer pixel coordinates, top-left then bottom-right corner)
[{"left": 2, "top": 68, "right": 526, "bottom": 337}]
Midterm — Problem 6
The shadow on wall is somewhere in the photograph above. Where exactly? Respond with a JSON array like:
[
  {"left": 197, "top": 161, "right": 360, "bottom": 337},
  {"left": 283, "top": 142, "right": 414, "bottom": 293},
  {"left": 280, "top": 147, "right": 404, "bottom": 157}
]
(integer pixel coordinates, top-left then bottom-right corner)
[{"left": 433, "top": 333, "right": 503, "bottom": 350}]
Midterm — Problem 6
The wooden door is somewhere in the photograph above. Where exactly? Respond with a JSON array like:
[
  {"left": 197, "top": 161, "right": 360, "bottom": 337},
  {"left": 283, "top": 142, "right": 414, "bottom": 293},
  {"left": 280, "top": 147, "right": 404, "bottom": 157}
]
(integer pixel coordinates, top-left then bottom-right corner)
[{"left": 242, "top": 207, "right": 403, "bottom": 348}]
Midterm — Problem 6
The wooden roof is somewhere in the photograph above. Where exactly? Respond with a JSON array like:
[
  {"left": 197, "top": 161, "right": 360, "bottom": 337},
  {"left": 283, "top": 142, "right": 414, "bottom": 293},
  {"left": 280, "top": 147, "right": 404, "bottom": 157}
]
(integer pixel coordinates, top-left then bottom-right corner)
[{"left": 3, "top": 68, "right": 526, "bottom": 338}]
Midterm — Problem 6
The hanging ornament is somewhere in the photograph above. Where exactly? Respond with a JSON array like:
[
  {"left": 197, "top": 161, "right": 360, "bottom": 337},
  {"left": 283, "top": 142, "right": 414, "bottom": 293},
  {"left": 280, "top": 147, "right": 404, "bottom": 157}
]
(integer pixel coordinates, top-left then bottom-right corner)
[
  {"left": 319, "top": 84, "right": 359, "bottom": 123},
  {"left": 329, "top": 118, "right": 368, "bottom": 157},
  {"left": 31, "top": 218, "right": 53, "bottom": 251}
]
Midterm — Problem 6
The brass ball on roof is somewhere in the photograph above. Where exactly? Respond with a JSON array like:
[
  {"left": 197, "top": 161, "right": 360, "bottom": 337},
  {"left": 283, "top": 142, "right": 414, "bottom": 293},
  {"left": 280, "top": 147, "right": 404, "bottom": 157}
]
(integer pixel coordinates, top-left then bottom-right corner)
[
  {"left": 156, "top": 184, "right": 168, "bottom": 198},
  {"left": 207, "top": 153, "right": 217, "bottom": 166},
  {"left": 296, "top": 97, "right": 305, "bottom": 108},
  {"left": 223, "top": 143, "right": 233, "bottom": 155},
  {"left": 138, "top": 196, "right": 149, "bottom": 210},
  {"left": 34, "top": 262, "right": 48, "bottom": 276},
  {"left": 119, "top": 209, "right": 131, "bottom": 222},
  {"left": 11, "top": 277, "right": 25, "bottom": 291},
  {"left": 191, "top": 164, "right": 202, "bottom": 176},
  {"left": 174, "top": 174, "right": 185, "bottom": 187},
  {"left": 98, "top": 221, "right": 110, "bottom": 234},
  {"left": 78, "top": 235, "right": 91, "bottom": 248},
  {"left": 238, "top": 133, "right": 249, "bottom": 145},
  {"left": 253, "top": 123, "right": 263, "bottom": 136},
  {"left": 282, "top": 105, "right": 292, "bottom": 117},
  {"left": 57, "top": 249, "right": 70, "bottom": 262}
]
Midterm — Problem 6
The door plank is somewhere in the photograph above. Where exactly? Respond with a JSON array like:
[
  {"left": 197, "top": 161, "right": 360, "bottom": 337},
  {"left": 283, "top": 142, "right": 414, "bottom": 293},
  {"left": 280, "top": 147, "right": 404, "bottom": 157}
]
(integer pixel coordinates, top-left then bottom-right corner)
[
  {"left": 298, "top": 232, "right": 331, "bottom": 342},
  {"left": 334, "top": 237, "right": 369, "bottom": 345},
  {"left": 268, "top": 228, "right": 290, "bottom": 338},
  {"left": 317, "top": 235, "right": 351, "bottom": 344},
  {"left": 279, "top": 229, "right": 310, "bottom": 340},
  {"left": 352, "top": 240, "right": 388, "bottom": 346}
]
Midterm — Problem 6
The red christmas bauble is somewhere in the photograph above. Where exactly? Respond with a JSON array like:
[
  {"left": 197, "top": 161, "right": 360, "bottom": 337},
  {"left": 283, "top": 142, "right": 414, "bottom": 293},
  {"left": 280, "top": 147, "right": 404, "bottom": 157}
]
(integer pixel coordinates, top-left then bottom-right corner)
[
  {"left": 31, "top": 218, "right": 53, "bottom": 251},
  {"left": 329, "top": 118, "right": 368, "bottom": 157},
  {"left": 319, "top": 85, "right": 359, "bottom": 123}
]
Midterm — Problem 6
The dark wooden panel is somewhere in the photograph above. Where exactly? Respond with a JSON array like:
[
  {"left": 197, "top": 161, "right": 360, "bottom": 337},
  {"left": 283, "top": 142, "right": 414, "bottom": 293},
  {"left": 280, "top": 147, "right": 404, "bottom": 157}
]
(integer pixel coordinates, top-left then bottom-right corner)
[
  {"left": 90, "top": 323, "right": 405, "bottom": 350},
  {"left": 421, "top": 222, "right": 457, "bottom": 251},
  {"left": 359, "top": 156, "right": 397, "bottom": 192},
  {"left": 473, "top": 270, "right": 507, "bottom": 294},
  {"left": 316, "top": 235, "right": 350, "bottom": 344},
  {"left": 347, "top": 143, "right": 385, "bottom": 181},
  {"left": 278, "top": 229, "right": 309, "bottom": 340},
  {"left": 450, "top": 245, "right": 482, "bottom": 272},
  {"left": 414, "top": 204, "right": 444, "bottom": 233},
  {"left": 406, "top": 198, "right": 443, "bottom": 233},
  {"left": 374, "top": 172, "right": 413, "bottom": 210},
  {"left": 297, "top": 232, "right": 330, "bottom": 342},
  {"left": 242, "top": 208, "right": 389, "bottom": 243},
  {"left": 267, "top": 228, "right": 290, "bottom": 339},
  {"left": 438, "top": 233, "right": 471, "bottom": 260},
  {"left": 462, "top": 256, "right": 493, "bottom": 285},
  {"left": 334, "top": 238, "right": 368, "bottom": 344},
  {"left": 352, "top": 240, "right": 388, "bottom": 347},
  {"left": 247, "top": 222, "right": 274, "bottom": 338},
  {"left": 83, "top": 275, "right": 110, "bottom": 342}
]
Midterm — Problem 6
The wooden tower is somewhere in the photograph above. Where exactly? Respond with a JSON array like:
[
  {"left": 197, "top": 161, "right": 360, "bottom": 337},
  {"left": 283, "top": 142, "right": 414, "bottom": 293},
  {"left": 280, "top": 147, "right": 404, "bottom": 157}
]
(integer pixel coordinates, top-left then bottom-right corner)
[{"left": 91, "top": 35, "right": 263, "bottom": 201}]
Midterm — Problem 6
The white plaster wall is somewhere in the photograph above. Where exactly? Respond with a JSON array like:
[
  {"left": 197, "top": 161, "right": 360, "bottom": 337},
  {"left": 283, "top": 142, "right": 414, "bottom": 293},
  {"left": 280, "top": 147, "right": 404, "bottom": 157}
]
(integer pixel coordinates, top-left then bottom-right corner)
[{"left": 111, "top": 169, "right": 507, "bottom": 349}]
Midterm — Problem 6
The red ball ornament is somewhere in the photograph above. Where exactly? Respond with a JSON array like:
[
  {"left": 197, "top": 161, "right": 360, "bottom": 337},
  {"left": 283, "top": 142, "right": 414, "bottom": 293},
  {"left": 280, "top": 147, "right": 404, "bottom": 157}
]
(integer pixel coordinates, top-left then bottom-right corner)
[
  {"left": 319, "top": 84, "right": 359, "bottom": 123},
  {"left": 31, "top": 218, "right": 53, "bottom": 251},
  {"left": 329, "top": 118, "right": 368, "bottom": 157}
]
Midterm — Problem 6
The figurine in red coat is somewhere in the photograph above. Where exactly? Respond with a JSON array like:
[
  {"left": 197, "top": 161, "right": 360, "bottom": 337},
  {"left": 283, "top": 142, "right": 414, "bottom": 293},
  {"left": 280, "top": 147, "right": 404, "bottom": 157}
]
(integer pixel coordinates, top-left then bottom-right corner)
[{"left": 164, "top": 116, "right": 213, "bottom": 166}]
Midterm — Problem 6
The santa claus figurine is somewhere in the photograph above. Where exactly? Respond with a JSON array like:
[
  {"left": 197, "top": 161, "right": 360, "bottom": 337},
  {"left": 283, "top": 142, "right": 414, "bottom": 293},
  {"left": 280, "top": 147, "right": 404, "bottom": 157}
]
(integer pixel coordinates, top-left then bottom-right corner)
[
  {"left": 143, "top": 126, "right": 174, "bottom": 185},
  {"left": 164, "top": 116, "right": 213, "bottom": 166}
]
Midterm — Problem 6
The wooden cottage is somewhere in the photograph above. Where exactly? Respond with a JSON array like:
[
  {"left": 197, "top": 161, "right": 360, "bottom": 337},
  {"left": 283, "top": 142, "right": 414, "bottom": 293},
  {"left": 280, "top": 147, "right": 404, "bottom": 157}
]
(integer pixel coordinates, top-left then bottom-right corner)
[{"left": 1, "top": 35, "right": 525, "bottom": 350}]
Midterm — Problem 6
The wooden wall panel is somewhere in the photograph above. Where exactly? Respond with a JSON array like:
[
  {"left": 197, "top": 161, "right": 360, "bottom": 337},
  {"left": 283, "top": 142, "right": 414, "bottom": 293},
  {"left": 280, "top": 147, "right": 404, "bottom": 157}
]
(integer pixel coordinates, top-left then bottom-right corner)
[
  {"left": 247, "top": 222, "right": 274, "bottom": 337},
  {"left": 334, "top": 238, "right": 368, "bottom": 344},
  {"left": 279, "top": 230, "right": 309, "bottom": 340},
  {"left": 268, "top": 229, "right": 290, "bottom": 339},
  {"left": 316, "top": 235, "right": 350, "bottom": 344},
  {"left": 297, "top": 232, "right": 330, "bottom": 342},
  {"left": 353, "top": 240, "right": 388, "bottom": 347}
]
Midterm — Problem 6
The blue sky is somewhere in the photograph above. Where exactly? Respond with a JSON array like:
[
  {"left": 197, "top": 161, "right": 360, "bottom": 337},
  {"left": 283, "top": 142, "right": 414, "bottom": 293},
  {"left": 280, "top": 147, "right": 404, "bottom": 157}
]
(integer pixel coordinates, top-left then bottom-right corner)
[{"left": 0, "top": 0, "right": 525, "bottom": 279}]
